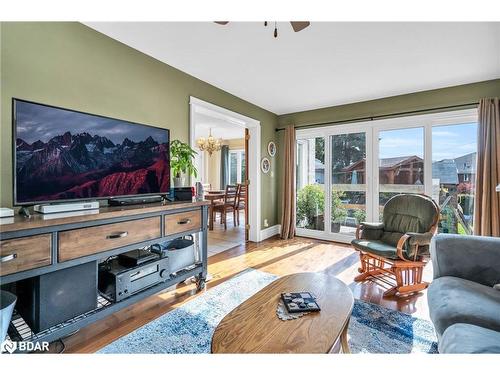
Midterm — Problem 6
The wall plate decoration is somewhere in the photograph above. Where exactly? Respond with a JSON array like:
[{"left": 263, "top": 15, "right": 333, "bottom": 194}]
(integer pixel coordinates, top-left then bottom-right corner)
[
  {"left": 267, "top": 141, "right": 276, "bottom": 157},
  {"left": 261, "top": 157, "right": 270, "bottom": 174}
]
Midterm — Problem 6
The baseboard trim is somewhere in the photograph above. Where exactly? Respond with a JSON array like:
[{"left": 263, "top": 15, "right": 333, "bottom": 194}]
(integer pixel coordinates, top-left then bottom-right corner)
[{"left": 260, "top": 224, "right": 281, "bottom": 241}]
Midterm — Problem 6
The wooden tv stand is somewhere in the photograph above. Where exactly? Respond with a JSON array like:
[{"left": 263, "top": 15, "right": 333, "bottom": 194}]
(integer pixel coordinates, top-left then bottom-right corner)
[{"left": 0, "top": 200, "right": 209, "bottom": 345}]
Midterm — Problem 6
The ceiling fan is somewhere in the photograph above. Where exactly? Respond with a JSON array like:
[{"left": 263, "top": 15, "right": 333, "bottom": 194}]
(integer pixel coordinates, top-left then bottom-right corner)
[{"left": 214, "top": 21, "right": 310, "bottom": 38}]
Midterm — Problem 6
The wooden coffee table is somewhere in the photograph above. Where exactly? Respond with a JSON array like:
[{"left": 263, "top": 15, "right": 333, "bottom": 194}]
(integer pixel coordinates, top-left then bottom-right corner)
[{"left": 211, "top": 272, "right": 354, "bottom": 353}]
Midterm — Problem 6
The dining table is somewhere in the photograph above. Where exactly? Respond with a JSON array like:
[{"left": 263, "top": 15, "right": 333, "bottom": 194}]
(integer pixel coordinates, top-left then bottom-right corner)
[{"left": 204, "top": 190, "right": 225, "bottom": 230}]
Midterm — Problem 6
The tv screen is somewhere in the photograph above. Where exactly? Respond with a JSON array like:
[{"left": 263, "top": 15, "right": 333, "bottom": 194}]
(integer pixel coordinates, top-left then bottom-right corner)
[{"left": 14, "top": 99, "right": 170, "bottom": 205}]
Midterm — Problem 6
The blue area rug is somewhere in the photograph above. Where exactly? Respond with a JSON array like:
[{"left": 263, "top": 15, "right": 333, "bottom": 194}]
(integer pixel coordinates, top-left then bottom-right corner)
[{"left": 99, "top": 269, "right": 437, "bottom": 354}]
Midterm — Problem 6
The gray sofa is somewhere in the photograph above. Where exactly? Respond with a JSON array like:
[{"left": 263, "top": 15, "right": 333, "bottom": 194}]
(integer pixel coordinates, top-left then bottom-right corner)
[{"left": 428, "top": 234, "right": 500, "bottom": 353}]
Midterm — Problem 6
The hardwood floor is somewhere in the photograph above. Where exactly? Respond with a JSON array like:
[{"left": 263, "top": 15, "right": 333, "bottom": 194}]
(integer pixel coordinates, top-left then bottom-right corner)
[
  {"left": 207, "top": 211, "right": 245, "bottom": 256},
  {"left": 61, "top": 236, "right": 432, "bottom": 353}
]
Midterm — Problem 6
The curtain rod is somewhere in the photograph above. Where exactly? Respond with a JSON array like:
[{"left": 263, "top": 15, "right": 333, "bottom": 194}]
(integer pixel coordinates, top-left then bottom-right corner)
[{"left": 275, "top": 102, "right": 479, "bottom": 132}]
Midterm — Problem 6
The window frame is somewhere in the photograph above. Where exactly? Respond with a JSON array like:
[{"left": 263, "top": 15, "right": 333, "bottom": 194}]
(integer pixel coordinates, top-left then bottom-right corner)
[
  {"left": 228, "top": 149, "right": 245, "bottom": 185},
  {"left": 295, "top": 108, "right": 478, "bottom": 243}
]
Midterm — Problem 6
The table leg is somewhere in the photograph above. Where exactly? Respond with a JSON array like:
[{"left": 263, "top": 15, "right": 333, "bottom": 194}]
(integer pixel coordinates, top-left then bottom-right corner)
[
  {"left": 340, "top": 319, "right": 350, "bottom": 354},
  {"left": 209, "top": 202, "right": 215, "bottom": 231}
]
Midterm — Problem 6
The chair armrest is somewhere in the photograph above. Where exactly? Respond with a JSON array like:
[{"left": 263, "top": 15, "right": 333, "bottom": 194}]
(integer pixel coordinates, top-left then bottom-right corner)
[
  {"left": 396, "top": 232, "right": 434, "bottom": 261},
  {"left": 356, "top": 222, "right": 384, "bottom": 240},
  {"left": 430, "top": 234, "right": 500, "bottom": 287},
  {"left": 406, "top": 232, "right": 434, "bottom": 246},
  {"left": 360, "top": 222, "right": 384, "bottom": 230}
]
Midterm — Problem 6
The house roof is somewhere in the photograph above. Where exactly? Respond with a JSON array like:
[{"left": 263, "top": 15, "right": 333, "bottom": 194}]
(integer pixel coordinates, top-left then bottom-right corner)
[
  {"left": 432, "top": 159, "right": 459, "bottom": 184},
  {"left": 341, "top": 155, "right": 423, "bottom": 172},
  {"left": 316, "top": 152, "right": 472, "bottom": 185},
  {"left": 379, "top": 155, "right": 422, "bottom": 169},
  {"left": 454, "top": 152, "right": 476, "bottom": 174}
]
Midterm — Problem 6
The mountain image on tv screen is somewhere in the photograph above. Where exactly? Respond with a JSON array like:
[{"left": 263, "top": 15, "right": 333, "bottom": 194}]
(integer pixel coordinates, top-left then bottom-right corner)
[{"left": 14, "top": 100, "right": 170, "bottom": 204}]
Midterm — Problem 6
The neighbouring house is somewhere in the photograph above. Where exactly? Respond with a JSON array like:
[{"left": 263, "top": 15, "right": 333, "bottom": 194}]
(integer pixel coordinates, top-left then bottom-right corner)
[
  {"left": 338, "top": 156, "right": 424, "bottom": 186},
  {"left": 432, "top": 159, "right": 459, "bottom": 192},
  {"left": 378, "top": 156, "right": 424, "bottom": 185},
  {"left": 455, "top": 152, "right": 476, "bottom": 183},
  {"left": 315, "top": 158, "right": 325, "bottom": 184}
]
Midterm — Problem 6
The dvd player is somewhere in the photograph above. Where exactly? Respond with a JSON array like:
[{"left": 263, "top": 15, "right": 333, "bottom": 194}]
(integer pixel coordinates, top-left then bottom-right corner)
[{"left": 98, "top": 255, "right": 169, "bottom": 303}]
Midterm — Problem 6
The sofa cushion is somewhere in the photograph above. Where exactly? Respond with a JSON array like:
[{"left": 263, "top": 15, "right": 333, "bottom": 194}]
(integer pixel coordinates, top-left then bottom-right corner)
[
  {"left": 439, "top": 323, "right": 500, "bottom": 353},
  {"left": 428, "top": 276, "right": 500, "bottom": 337}
]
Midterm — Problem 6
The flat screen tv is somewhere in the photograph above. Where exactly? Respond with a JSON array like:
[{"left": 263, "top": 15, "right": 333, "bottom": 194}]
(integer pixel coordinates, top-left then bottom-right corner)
[{"left": 13, "top": 99, "right": 170, "bottom": 205}]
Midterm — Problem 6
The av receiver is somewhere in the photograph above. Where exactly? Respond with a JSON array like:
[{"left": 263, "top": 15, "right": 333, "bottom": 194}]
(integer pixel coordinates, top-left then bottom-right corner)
[{"left": 98, "top": 255, "right": 169, "bottom": 303}]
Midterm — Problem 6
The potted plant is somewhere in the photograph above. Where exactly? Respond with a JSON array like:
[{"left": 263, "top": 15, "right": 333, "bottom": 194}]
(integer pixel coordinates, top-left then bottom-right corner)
[
  {"left": 331, "top": 190, "right": 347, "bottom": 233},
  {"left": 170, "top": 140, "right": 198, "bottom": 187},
  {"left": 296, "top": 184, "right": 325, "bottom": 230}
]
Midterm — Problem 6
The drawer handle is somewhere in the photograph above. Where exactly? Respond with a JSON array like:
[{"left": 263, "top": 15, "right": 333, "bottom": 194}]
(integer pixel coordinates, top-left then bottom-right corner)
[
  {"left": 1, "top": 253, "right": 17, "bottom": 263},
  {"left": 106, "top": 231, "right": 128, "bottom": 239},
  {"left": 177, "top": 219, "right": 192, "bottom": 225}
]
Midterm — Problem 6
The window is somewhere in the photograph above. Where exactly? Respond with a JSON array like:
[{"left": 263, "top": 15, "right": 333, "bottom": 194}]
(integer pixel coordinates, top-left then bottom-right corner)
[
  {"left": 296, "top": 137, "right": 325, "bottom": 231},
  {"left": 432, "top": 123, "right": 477, "bottom": 234},
  {"left": 378, "top": 127, "right": 424, "bottom": 219},
  {"left": 229, "top": 150, "right": 245, "bottom": 185},
  {"left": 330, "top": 132, "right": 367, "bottom": 235},
  {"left": 295, "top": 109, "right": 478, "bottom": 243}
]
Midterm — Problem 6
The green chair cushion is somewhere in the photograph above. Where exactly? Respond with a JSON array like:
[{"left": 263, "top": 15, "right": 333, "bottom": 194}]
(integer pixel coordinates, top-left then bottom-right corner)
[
  {"left": 383, "top": 194, "right": 438, "bottom": 237},
  {"left": 351, "top": 239, "right": 403, "bottom": 260},
  {"left": 380, "top": 231, "right": 405, "bottom": 247}
]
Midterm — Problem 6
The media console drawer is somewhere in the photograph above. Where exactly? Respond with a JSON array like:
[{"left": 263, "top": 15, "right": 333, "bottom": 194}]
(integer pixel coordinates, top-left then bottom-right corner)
[
  {"left": 0, "top": 234, "right": 52, "bottom": 276},
  {"left": 164, "top": 210, "right": 201, "bottom": 236},
  {"left": 58, "top": 216, "right": 161, "bottom": 262}
]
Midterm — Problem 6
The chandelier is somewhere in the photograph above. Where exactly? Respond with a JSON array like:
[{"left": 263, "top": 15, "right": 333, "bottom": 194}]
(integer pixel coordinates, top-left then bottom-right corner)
[{"left": 196, "top": 128, "right": 223, "bottom": 156}]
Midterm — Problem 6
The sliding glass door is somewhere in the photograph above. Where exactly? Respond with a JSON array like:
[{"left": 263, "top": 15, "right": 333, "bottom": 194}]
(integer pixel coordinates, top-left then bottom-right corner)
[
  {"left": 330, "top": 132, "right": 369, "bottom": 237},
  {"left": 377, "top": 127, "right": 424, "bottom": 220},
  {"left": 295, "top": 109, "right": 478, "bottom": 243},
  {"left": 296, "top": 137, "right": 325, "bottom": 232},
  {"left": 296, "top": 127, "right": 372, "bottom": 241}
]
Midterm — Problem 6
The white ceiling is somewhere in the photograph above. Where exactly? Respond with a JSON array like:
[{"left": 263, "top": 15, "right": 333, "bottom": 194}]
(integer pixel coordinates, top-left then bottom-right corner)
[
  {"left": 193, "top": 112, "right": 245, "bottom": 140},
  {"left": 85, "top": 22, "right": 500, "bottom": 115}
]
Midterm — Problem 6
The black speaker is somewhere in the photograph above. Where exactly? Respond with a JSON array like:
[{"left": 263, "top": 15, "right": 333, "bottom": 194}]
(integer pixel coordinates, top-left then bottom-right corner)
[
  {"left": 172, "top": 187, "right": 193, "bottom": 202},
  {"left": 16, "top": 261, "right": 97, "bottom": 333}
]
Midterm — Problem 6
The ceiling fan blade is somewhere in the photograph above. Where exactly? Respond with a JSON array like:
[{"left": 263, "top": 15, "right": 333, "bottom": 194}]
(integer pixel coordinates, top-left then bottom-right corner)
[
  {"left": 290, "top": 21, "right": 310, "bottom": 32},
  {"left": 214, "top": 21, "right": 229, "bottom": 25}
]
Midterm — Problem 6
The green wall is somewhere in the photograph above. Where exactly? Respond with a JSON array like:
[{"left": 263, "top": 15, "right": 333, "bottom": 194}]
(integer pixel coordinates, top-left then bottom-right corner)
[
  {"left": 0, "top": 22, "right": 279, "bottom": 228},
  {"left": 278, "top": 79, "right": 500, "bottom": 127}
]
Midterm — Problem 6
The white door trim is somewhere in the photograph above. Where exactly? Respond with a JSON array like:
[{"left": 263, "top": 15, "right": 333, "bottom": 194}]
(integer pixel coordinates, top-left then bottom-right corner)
[{"left": 189, "top": 96, "right": 262, "bottom": 242}]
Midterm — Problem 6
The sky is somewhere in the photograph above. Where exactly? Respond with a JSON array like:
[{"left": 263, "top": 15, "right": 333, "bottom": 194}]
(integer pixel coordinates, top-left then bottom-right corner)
[
  {"left": 15, "top": 100, "right": 169, "bottom": 145},
  {"left": 378, "top": 123, "right": 477, "bottom": 161}
]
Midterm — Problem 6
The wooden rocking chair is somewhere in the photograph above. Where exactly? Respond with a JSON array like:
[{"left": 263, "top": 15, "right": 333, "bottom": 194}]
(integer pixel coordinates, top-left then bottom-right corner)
[{"left": 351, "top": 194, "right": 439, "bottom": 297}]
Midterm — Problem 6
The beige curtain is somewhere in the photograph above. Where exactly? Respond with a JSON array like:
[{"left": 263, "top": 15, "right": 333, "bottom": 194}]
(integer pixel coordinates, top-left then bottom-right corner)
[
  {"left": 474, "top": 98, "right": 500, "bottom": 236},
  {"left": 280, "top": 125, "right": 296, "bottom": 239}
]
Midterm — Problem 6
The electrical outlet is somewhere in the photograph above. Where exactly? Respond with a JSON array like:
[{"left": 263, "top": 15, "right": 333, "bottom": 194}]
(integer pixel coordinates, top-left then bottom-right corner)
[{"left": 264, "top": 219, "right": 269, "bottom": 227}]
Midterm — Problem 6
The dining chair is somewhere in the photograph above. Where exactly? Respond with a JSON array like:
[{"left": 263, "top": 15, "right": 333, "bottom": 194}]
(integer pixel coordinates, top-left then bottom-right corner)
[
  {"left": 213, "top": 184, "right": 238, "bottom": 230},
  {"left": 235, "top": 183, "right": 247, "bottom": 226}
]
